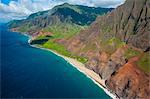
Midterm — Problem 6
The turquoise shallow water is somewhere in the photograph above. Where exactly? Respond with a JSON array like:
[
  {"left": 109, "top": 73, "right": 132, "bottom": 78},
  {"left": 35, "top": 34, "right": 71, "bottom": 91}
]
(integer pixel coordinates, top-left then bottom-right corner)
[{"left": 1, "top": 25, "right": 110, "bottom": 98}]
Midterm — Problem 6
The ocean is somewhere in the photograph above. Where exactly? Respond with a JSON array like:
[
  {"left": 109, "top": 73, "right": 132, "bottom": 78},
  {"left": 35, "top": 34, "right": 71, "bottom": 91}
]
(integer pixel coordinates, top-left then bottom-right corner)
[{"left": 1, "top": 25, "right": 110, "bottom": 98}]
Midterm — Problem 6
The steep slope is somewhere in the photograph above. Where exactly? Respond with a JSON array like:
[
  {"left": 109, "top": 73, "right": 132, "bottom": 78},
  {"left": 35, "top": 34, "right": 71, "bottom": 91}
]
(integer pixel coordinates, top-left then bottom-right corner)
[
  {"left": 7, "top": 3, "right": 112, "bottom": 64},
  {"left": 7, "top": 1, "right": 150, "bottom": 98},
  {"left": 96, "top": 0, "right": 150, "bottom": 51},
  {"left": 63, "top": 0, "right": 150, "bottom": 98},
  {"left": 8, "top": 3, "right": 112, "bottom": 34},
  {"left": 67, "top": 0, "right": 149, "bottom": 52},
  {"left": 106, "top": 53, "right": 149, "bottom": 99}
]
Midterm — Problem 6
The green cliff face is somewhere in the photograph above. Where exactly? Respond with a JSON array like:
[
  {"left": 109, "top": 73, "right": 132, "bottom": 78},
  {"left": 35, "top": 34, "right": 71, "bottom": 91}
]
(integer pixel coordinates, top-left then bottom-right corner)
[
  {"left": 7, "top": 3, "right": 112, "bottom": 64},
  {"left": 8, "top": 3, "right": 112, "bottom": 34}
]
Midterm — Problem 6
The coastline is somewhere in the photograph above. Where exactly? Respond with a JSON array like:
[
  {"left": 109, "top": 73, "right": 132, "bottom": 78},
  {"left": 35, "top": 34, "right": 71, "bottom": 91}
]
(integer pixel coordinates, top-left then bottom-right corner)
[{"left": 28, "top": 39, "right": 118, "bottom": 99}]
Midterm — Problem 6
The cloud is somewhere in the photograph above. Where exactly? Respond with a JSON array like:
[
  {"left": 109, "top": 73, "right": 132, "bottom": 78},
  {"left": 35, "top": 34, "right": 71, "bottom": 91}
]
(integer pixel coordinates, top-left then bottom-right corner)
[
  {"left": 90, "top": 0, "right": 126, "bottom": 8},
  {"left": 0, "top": 0, "right": 62, "bottom": 22},
  {"left": 52, "top": 0, "right": 126, "bottom": 8},
  {"left": 0, "top": 0, "right": 126, "bottom": 23}
]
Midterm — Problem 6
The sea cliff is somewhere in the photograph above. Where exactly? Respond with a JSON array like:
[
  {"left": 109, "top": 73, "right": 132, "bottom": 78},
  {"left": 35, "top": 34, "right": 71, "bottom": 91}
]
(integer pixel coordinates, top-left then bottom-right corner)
[{"left": 8, "top": 0, "right": 150, "bottom": 98}]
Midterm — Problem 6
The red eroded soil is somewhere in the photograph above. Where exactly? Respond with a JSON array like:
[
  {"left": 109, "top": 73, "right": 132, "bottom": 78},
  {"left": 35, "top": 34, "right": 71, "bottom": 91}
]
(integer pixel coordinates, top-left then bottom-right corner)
[{"left": 106, "top": 52, "right": 150, "bottom": 99}]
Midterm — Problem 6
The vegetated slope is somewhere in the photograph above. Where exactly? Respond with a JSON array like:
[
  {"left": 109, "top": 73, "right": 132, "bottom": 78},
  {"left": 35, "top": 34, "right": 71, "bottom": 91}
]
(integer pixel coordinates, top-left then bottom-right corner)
[
  {"left": 8, "top": 3, "right": 112, "bottom": 34},
  {"left": 7, "top": 1, "right": 150, "bottom": 98},
  {"left": 7, "top": 3, "right": 112, "bottom": 64},
  {"left": 63, "top": 0, "right": 150, "bottom": 98}
]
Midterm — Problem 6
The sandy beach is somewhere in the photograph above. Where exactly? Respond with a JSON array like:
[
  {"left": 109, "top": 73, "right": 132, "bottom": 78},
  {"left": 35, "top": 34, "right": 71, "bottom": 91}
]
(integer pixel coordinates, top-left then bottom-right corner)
[{"left": 28, "top": 39, "right": 118, "bottom": 99}]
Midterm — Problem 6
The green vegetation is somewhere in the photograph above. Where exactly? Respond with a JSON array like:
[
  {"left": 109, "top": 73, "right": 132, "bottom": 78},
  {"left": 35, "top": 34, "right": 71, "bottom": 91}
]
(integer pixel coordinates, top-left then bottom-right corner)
[
  {"left": 99, "top": 37, "right": 149, "bottom": 73},
  {"left": 100, "top": 37, "right": 126, "bottom": 54},
  {"left": 31, "top": 24, "right": 88, "bottom": 64},
  {"left": 54, "top": 3, "right": 82, "bottom": 13},
  {"left": 108, "top": 37, "right": 126, "bottom": 47},
  {"left": 82, "top": 42, "right": 97, "bottom": 52},
  {"left": 38, "top": 40, "right": 88, "bottom": 64},
  {"left": 18, "top": 25, "right": 30, "bottom": 32},
  {"left": 102, "top": 26, "right": 111, "bottom": 33},
  {"left": 8, "top": 3, "right": 112, "bottom": 30},
  {"left": 43, "top": 40, "right": 72, "bottom": 57},
  {"left": 124, "top": 47, "right": 141, "bottom": 59},
  {"left": 42, "top": 24, "right": 84, "bottom": 39},
  {"left": 17, "top": 24, "right": 36, "bottom": 33},
  {"left": 124, "top": 47, "right": 149, "bottom": 73},
  {"left": 8, "top": 3, "right": 112, "bottom": 64},
  {"left": 137, "top": 53, "right": 150, "bottom": 73}
]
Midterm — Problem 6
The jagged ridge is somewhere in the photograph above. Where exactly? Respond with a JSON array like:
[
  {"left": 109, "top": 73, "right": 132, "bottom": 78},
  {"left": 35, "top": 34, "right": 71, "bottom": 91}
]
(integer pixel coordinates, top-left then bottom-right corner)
[
  {"left": 64, "top": 0, "right": 150, "bottom": 98},
  {"left": 7, "top": 3, "right": 112, "bottom": 34}
]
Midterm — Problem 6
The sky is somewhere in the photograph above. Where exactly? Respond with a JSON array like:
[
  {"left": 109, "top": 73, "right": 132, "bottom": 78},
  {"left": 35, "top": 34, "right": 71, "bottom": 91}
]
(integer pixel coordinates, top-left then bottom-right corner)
[{"left": 0, "top": 0, "right": 126, "bottom": 23}]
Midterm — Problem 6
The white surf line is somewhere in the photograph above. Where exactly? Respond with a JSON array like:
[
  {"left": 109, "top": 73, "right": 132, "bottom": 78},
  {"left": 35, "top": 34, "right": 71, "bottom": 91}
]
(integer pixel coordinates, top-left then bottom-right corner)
[{"left": 28, "top": 38, "right": 118, "bottom": 99}]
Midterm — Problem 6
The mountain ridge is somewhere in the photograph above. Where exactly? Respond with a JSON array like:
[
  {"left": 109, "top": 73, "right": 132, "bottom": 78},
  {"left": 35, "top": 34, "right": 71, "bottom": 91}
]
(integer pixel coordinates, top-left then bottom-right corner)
[
  {"left": 63, "top": 0, "right": 150, "bottom": 98},
  {"left": 8, "top": 3, "right": 112, "bottom": 34},
  {"left": 7, "top": 1, "right": 150, "bottom": 99}
]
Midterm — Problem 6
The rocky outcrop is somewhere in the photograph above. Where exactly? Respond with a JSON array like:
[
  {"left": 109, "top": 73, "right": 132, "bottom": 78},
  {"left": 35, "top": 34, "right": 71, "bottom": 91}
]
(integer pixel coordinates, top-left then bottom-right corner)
[
  {"left": 64, "top": 0, "right": 150, "bottom": 98},
  {"left": 8, "top": 0, "right": 149, "bottom": 98},
  {"left": 67, "top": 0, "right": 149, "bottom": 51},
  {"left": 106, "top": 56, "right": 150, "bottom": 99},
  {"left": 98, "top": 47, "right": 127, "bottom": 80},
  {"left": 95, "top": 0, "right": 150, "bottom": 51}
]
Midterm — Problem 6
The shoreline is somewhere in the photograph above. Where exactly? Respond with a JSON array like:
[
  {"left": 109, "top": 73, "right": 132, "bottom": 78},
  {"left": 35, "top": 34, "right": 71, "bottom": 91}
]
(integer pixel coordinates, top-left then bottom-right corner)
[{"left": 28, "top": 38, "right": 118, "bottom": 99}]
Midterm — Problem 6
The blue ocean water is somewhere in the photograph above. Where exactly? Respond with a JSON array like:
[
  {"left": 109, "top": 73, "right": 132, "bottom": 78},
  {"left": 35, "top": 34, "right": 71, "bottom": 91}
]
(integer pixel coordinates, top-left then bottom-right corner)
[{"left": 1, "top": 25, "right": 110, "bottom": 98}]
